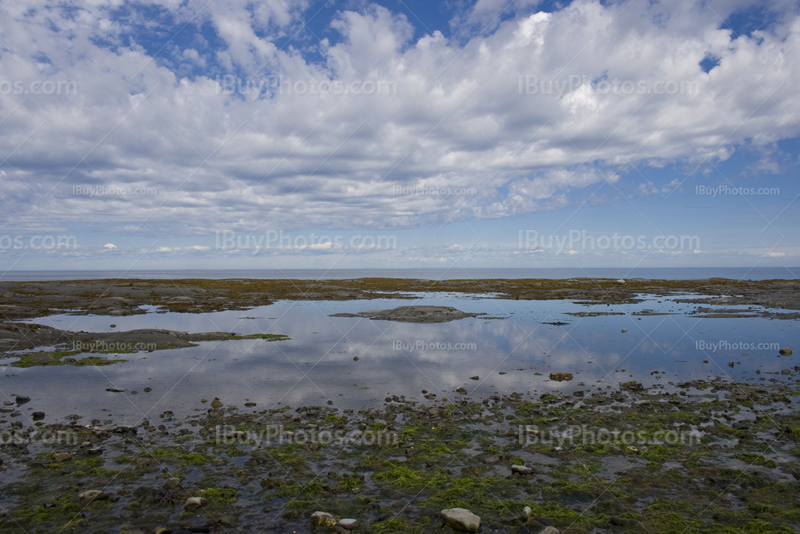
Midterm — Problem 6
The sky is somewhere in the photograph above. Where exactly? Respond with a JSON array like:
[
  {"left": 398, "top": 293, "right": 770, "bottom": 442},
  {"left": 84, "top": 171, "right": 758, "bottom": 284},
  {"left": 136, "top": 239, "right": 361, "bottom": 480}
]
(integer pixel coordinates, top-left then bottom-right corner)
[{"left": 0, "top": 0, "right": 798, "bottom": 273}]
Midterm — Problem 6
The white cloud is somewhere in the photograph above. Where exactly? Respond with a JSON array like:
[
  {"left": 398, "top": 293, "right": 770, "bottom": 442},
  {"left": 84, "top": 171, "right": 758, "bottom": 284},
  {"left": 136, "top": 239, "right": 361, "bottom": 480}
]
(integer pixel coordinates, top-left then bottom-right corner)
[{"left": 0, "top": 0, "right": 798, "bottom": 239}]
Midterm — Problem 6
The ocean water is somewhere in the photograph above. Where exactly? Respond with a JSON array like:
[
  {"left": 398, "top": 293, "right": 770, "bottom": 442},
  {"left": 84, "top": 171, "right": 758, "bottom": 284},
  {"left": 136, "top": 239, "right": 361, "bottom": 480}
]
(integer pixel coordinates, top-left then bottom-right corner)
[
  {"left": 5, "top": 293, "right": 797, "bottom": 423},
  {"left": 0, "top": 267, "right": 797, "bottom": 281}
]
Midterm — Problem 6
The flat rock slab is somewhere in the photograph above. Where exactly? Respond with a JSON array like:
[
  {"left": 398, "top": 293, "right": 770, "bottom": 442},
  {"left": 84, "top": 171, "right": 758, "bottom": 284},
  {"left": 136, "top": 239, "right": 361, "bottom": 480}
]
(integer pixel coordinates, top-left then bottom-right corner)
[
  {"left": 331, "top": 306, "right": 481, "bottom": 323},
  {"left": 441, "top": 508, "right": 481, "bottom": 532}
]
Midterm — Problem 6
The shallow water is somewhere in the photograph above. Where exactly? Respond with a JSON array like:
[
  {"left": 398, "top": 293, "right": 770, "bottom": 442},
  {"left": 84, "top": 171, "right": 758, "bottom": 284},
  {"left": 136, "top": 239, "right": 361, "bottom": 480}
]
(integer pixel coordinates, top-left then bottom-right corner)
[{"left": 3, "top": 294, "right": 796, "bottom": 424}]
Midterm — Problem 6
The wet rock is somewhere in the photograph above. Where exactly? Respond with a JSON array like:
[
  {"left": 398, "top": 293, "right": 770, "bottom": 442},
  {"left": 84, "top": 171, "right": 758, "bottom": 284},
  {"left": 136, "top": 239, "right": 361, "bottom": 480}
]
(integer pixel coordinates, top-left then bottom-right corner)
[
  {"left": 441, "top": 508, "right": 481, "bottom": 532},
  {"left": 164, "top": 477, "right": 182, "bottom": 491},
  {"left": 52, "top": 452, "right": 72, "bottom": 462},
  {"left": 621, "top": 329, "right": 628, "bottom": 333},
  {"left": 470, "top": 376, "right": 479, "bottom": 380},
  {"left": 211, "top": 398, "right": 224, "bottom": 409},
  {"left": 456, "top": 387, "right": 468, "bottom": 394},
  {"left": 501, "top": 506, "right": 533, "bottom": 524},
  {"left": 511, "top": 464, "right": 534, "bottom": 476},
  {"left": 781, "top": 369, "right": 791, "bottom": 375},
  {"left": 779, "top": 347, "right": 792, "bottom": 356},
  {"left": 311, "top": 511, "right": 337, "bottom": 528},
  {"left": 32, "top": 411, "right": 45, "bottom": 421},
  {"left": 538, "top": 527, "right": 560, "bottom": 534},
  {"left": 144, "top": 387, "right": 152, "bottom": 392},
  {"left": 106, "top": 387, "right": 127, "bottom": 393},
  {"left": 549, "top": 372, "right": 573, "bottom": 381},
  {"left": 78, "top": 490, "right": 108, "bottom": 502},
  {"left": 14, "top": 395, "right": 30, "bottom": 406},
  {"left": 338, "top": 518, "right": 359, "bottom": 529},
  {"left": 185, "top": 496, "right": 208, "bottom": 510},
  {"left": 245, "top": 402, "right": 257, "bottom": 407},
  {"left": 353, "top": 356, "right": 359, "bottom": 361}
]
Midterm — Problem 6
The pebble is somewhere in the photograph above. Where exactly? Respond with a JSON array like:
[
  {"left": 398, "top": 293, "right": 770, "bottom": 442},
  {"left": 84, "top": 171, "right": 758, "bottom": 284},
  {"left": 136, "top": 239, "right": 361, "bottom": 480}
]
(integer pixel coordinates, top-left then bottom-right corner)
[
  {"left": 779, "top": 347, "right": 792, "bottom": 356},
  {"left": 211, "top": 398, "right": 224, "bottom": 409},
  {"left": 52, "top": 452, "right": 72, "bottom": 463},
  {"left": 15, "top": 395, "right": 30, "bottom": 406},
  {"left": 32, "top": 411, "right": 45, "bottom": 421},
  {"left": 456, "top": 387, "right": 468, "bottom": 394}
]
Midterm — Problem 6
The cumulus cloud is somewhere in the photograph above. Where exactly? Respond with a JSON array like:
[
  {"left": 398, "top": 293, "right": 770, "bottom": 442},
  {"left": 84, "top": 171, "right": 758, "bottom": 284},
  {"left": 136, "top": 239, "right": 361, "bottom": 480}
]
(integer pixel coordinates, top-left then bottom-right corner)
[{"left": 0, "top": 0, "right": 798, "bottom": 241}]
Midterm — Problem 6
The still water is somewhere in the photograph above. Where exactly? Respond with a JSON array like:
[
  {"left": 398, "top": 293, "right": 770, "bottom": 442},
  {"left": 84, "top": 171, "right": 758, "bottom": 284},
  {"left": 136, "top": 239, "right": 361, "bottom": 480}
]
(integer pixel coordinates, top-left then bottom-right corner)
[{"left": 3, "top": 294, "right": 796, "bottom": 424}]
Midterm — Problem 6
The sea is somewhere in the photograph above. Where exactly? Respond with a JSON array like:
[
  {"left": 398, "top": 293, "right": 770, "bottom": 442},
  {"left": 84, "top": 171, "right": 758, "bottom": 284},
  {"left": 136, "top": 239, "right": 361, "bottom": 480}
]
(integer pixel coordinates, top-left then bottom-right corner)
[{"left": 0, "top": 267, "right": 797, "bottom": 281}]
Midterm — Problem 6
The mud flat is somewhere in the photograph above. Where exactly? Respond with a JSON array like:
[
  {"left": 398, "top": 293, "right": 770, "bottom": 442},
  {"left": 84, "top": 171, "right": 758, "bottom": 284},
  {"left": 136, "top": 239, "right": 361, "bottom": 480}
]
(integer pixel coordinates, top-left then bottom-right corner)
[
  {"left": 0, "top": 378, "right": 798, "bottom": 533},
  {"left": 1, "top": 277, "right": 799, "bottom": 320}
]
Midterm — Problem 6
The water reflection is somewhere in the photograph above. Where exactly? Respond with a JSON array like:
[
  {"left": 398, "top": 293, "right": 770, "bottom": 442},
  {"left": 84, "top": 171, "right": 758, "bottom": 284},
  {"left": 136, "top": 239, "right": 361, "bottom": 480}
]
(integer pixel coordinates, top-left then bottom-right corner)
[{"left": 2, "top": 295, "right": 795, "bottom": 424}]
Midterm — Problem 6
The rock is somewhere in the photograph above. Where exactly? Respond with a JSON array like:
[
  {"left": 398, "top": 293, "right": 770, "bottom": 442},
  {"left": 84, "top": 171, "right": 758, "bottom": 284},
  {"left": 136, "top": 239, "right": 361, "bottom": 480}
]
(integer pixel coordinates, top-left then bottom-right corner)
[
  {"left": 185, "top": 497, "right": 208, "bottom": 510},
  {"left": 538, "top": 527, "right": 560, "bottom": 534},
  {"left": 572, "top": 391, "right": 584, "bottom": 398},
  {"left": 500, "top": 506, "right": 533, "bottom": 524},
  {"left": 143, "top": 387, "right": 152, "bottom": 392},
  {"left": 164, "top": 477, "right": 182, "bottom": 490},
  {"left": 311, "top": 511, "right": 337, "bottom": 528},
  {"left": 621, "top": 328, "right": 628, "bottom": 333},
  {"left": 244, "top": 402, "right": 257, "bottom": 407},
  {"left": 338, "top": 518, "right": 359, "bottom": 529},
  {"left": 14, "top": 395, "right": 30, "bottom": 406},
  {"left": 456, "top": 386, "right": 468, "bottom": 394},
  {"left": 353, "top": 356, "right": 359, "bottom": 361},
  {"left": 549, "top": 372, "right": 573, "bottom": 381},
  {"left": 727, "top": 362, "right": 734, "bottom": 368},
  {"left": 441, "top": 508, "right": 481, "bottom": 532},
  {"left": 32, "top": 411, "right": 45, "bottom": 421},
  {"left": 779, "top": 347, "right": 792, "bottom": 356},
  {"left": 511, "top": 464, "right": 534, "bottom": 476},
  {"left": 106, "top": 387, "right": 127, "bottom": 393},
  {"left": 211, "top": 398, "right": 224, "bottom": 409},
  {"left": 52, "top": 452, "right": 72, "bottom": 462},
  {"left": 78, "top": 490, "right": 108, "bottom": 502},
  {"left": 470, "top": 376, "right": 479, "bottom": 380},
  {"left": 781, "top": 369, "right": 791, "bottom": 375}
]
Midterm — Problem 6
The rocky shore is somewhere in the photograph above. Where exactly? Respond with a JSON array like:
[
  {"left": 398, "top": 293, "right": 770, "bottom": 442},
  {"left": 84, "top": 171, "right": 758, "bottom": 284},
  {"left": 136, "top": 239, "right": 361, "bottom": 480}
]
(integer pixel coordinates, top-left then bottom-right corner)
[{"left": 0, "top": 377, "right": 798, "bottom": 533}]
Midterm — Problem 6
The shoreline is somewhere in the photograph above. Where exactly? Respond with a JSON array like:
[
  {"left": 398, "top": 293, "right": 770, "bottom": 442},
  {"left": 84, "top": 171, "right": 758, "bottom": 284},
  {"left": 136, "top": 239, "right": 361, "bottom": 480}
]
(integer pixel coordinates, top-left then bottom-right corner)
[{"left": 0, "top": 378, "right": 797, "bottom": 533}]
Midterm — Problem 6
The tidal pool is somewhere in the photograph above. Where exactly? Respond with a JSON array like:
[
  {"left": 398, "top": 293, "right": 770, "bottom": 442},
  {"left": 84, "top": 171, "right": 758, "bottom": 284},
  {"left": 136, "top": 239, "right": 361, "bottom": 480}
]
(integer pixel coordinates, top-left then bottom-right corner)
[{"left": 4, "top": 294, "right": 796, "bottom": 424}]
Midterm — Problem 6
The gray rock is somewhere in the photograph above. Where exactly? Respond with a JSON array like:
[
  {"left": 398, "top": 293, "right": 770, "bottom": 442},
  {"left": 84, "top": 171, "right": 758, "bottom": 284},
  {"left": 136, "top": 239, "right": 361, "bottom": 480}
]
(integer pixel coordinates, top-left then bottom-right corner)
[
  {"left": 538, "top": 527, "right": 560, "bottom": 534},
  {"left": 441, "top": 508, "right": 481, "bottom": 532},
  {"left": 511, "top": 464, "right": 534, "bottom": 476},
  {"left": 52, "top": 452, "right": 72, "bottom": 462},
  {"left": 32, "top": 411, "right": 45, "bottom": 421},
  {"left": 14, "top": 395, "right": 30, "bottom": 406},
  {"left": 185, "top": 497, "right": 208, "bottom": 509},
  {"left": 338, "top": 518, "right": 359, "bottom": 529},
  {"left": 456, "top": 387, "right": 468, "bottom": 394}
]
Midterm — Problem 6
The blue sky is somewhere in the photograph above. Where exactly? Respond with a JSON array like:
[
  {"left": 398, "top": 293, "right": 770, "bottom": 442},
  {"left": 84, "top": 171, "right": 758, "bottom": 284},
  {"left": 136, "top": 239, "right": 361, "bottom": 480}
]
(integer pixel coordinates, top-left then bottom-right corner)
[{"left": 0, "top": 0, "right": 798, "bottom": 272}]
